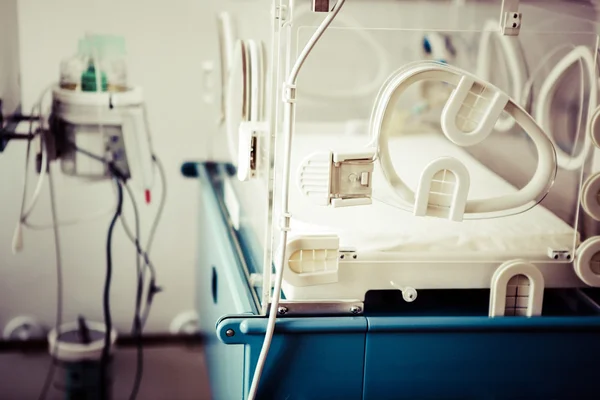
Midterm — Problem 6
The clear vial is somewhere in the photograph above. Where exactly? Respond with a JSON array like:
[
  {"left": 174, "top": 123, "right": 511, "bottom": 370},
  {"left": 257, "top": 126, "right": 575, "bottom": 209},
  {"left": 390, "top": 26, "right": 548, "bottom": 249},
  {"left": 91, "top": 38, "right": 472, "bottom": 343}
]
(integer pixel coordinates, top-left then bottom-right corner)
[
  {"left": 59, "top": 39, "right": 88, "bottom": 90},
  {"left": 101, "top": 36, "right": 128, "bottom": 92}
]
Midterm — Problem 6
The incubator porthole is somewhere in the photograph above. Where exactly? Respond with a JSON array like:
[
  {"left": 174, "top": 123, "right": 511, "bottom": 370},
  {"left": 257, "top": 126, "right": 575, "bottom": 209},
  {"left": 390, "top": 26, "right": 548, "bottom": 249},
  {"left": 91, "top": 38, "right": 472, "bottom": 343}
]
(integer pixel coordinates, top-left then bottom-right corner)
[
  {"left": 575, "top": 236, "right": 600, "bottom": 286},
  {"left": 590, "top": 106, "right": 600, "bottom": 148},
  {"left": 591, "top": 253, "right": 600, "bottom": 275},
  {"left": 580, "top": 173, "right": 600, "bottom": 221}
]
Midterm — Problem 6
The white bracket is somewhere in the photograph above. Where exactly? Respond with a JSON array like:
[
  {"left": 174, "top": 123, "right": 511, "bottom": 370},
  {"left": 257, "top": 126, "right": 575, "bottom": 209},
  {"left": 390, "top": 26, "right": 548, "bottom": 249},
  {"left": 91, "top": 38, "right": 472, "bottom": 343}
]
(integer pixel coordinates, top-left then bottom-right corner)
[
  {"left": 297, "top": 150, "right": 376, "bottom": 208},
  {"left": 282, "top": 83, "right": 297, "bottom": 103},
  {"left": 500, "top": 0, "right": 522, "bottom": 36},
  {"left": 237, "top": 121, "right": 267, "bottom": 181},
  {"left": 274, "top": 5, "right": 288, "bottom": 21},
  {"left": 547, "top": 248, "right": 572, "bottom": 261}
]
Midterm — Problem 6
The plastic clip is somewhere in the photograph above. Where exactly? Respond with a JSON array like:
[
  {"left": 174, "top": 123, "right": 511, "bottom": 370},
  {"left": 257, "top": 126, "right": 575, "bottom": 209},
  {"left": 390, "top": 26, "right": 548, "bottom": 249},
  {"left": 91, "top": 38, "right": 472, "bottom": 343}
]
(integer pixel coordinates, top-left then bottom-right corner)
[
  {"left": 280, "top": 212, "right": 292, "bottom": 232},
  {"left": 282, "top": 83, "right": 297, "bottom": 104}
]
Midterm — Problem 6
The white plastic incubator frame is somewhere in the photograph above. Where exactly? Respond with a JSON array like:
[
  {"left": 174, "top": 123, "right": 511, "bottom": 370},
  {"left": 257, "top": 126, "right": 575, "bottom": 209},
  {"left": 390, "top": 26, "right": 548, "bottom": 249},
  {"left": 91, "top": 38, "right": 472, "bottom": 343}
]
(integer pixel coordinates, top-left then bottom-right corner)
[{"left": 267, "top": 0, "right": 600, "bottom": 304}]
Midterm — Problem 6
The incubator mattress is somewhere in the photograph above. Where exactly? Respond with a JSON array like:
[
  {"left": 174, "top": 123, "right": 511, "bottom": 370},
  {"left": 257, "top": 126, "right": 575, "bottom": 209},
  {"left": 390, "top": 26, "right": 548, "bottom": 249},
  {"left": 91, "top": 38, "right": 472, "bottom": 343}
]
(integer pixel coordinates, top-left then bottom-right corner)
[{"left": 289, "top": 130, "right": 576, "bottom": 254}]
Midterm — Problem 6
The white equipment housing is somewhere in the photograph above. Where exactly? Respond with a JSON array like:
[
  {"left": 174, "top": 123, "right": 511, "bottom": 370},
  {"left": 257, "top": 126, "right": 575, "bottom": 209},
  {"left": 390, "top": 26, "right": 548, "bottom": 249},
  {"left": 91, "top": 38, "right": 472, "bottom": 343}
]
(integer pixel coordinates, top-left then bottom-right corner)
[{"left": 51, "top": 87, "right": 154, "bottom": 190}]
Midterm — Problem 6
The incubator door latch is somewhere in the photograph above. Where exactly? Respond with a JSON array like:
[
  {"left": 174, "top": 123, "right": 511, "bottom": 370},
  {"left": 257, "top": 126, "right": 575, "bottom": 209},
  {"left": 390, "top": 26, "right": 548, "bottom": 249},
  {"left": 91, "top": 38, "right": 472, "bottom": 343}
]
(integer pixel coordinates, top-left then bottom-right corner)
[
  {"left": 238, "top": 121, "right": 267, "bottom": 182},
  {"left": 297, "top": 150, "right": 375, "bottom": 208}
]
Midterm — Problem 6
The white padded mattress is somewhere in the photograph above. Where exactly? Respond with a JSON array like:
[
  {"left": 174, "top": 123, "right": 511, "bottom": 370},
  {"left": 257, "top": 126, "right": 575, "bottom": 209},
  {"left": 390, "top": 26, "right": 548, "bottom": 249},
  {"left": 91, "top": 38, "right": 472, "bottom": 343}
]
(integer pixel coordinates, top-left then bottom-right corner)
[{"left": 288, "top": 130, "right": 576, "bottom": 254}]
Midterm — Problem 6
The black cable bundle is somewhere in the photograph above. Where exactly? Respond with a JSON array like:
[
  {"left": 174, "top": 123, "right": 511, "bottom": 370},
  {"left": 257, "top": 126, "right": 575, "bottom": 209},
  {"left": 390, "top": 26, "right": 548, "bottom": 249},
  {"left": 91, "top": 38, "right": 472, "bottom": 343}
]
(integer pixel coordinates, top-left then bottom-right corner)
[
  {"left": 100, "top": 176, "right": 123, "bottom": 399},
  {"left": 69, "top": 142, "right": 164, "bottom": 400}
]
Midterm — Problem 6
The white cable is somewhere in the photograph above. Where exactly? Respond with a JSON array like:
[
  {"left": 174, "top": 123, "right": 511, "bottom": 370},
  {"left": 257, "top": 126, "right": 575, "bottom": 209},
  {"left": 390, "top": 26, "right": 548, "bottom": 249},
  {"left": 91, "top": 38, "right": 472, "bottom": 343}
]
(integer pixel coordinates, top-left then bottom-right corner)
[
  {"left": 12, "top": 84, "right": 56, "bottom": 252},
  {"left": 247, "top": 2, "right": 346, "bottom": 399},
  {"left": 22, "top": 206, "right": 116, "bottom": 230},
  {"left": 21, "top": 85, "right": 56, "bottom": 219},
  {"left": 292, "top": 5, "right": 389, "bottom": 100},
  {"left": 12, "top": 111, "right": 36, "bottom": 254},
  {"left": 146, "top": 157, "right": 167, "bottom": 255},
  {"left": 21, "top": 133, "right": 48, "bottom": 222},
  {"left": 13, "top": 103, "right": 44, "bottom": 253}
]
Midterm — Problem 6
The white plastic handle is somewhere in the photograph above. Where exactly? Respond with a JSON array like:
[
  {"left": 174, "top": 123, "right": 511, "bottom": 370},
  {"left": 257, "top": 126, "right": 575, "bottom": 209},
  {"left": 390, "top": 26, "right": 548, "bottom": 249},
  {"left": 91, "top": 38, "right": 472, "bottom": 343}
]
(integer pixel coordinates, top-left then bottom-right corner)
[
  {"left": 441, "top": 75, "right": 509, "bottom": 147},
  {"left": 370, "top": 61, "right": 557, "bottom": 216}
]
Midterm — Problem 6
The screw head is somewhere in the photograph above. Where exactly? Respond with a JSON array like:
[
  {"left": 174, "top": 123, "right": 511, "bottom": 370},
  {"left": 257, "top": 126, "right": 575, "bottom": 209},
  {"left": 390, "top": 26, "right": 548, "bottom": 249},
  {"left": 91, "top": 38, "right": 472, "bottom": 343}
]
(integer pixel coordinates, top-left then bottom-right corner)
[
  {"left": 278, "top": 306, "right": 289, "bottom": 315},
  {"left": 350, "top": 306, "right": 362, "bottom": 315},
  {"left": 225, "top": 329, "right": 235, "bottom": 337}
]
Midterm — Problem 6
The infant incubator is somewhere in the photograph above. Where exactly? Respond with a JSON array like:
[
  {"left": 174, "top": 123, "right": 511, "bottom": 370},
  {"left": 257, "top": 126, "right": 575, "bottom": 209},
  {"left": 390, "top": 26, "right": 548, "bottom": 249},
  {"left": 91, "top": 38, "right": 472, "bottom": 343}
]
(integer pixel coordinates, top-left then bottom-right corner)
[{"left": 189, "top": 1, "right": 600, "bottom": 398}]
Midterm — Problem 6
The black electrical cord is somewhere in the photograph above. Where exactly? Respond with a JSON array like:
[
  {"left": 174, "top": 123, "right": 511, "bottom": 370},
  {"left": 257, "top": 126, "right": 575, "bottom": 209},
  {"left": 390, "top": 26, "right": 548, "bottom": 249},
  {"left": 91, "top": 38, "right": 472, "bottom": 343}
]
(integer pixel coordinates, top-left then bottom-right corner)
[
  {"left": 69, "top": 143, "right": 162, "bottom": 400},
  {"left": 120, "top": 181, "right": 144, "bottom": 400},
  {"left": 100, "top": 176, "right": 122, "bottom": 400}
]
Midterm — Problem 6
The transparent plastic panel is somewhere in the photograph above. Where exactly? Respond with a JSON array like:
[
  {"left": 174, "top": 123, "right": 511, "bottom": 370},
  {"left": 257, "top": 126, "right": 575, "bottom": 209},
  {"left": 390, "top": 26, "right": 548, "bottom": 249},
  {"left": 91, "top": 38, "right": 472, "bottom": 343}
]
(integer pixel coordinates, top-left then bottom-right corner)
[
  {"left": 269, "top": 0, "right": 599, "bottom": 281},
  {"left": 212, "top": 0, "right": 278, "bottom": 310}
]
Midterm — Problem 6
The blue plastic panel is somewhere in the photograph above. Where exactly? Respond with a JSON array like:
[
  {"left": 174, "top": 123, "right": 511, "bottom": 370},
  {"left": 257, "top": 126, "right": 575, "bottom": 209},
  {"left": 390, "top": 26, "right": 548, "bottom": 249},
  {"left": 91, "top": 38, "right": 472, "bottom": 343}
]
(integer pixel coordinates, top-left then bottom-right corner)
[
  {"left": 194, "top": 163, "right": 257, "bottom": 400},
  {"left": 364, "top": 316, "right": 600, "bottom": 399},
  {"left": 218, "top": 317, "right": 368, "bottom": 400}
]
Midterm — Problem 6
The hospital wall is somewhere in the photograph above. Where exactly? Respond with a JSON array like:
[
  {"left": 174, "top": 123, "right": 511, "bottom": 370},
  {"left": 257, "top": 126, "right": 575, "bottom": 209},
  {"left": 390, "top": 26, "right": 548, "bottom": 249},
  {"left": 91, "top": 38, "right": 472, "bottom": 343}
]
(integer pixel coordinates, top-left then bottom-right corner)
[
  {"left": 0, "top": 0, "right": 229, "bottom": 336},
  {"left": 0, "top": 0, "right": 20, "bottom": 117}
]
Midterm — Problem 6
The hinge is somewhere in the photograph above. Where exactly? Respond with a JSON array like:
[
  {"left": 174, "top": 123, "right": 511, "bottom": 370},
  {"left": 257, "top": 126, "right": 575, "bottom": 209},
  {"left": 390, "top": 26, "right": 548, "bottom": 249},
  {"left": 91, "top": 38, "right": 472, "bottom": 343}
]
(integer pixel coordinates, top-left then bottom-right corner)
[
  {"left": 297, "top": 150, "right": 376, "bottom": 208},
  {"left": 274, "top": 5, "right": 288, "bottom": 22},
  {"left": 500, "top": 0, "right": 521, "bottom": 36},
  {"left": 237, "top": 121, "right": 267, "bottom": 181}
]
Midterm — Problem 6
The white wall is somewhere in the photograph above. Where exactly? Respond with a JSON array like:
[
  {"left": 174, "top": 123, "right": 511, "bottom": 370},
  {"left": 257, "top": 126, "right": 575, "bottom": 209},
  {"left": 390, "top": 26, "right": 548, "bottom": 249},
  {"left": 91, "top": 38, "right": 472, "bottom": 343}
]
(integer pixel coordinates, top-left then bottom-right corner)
[
  {"left": 0, "top": 0, "right": 21, "bottom": 116},
  {"left": 0, "top": 0, "right": 227, "bottom": 335}
]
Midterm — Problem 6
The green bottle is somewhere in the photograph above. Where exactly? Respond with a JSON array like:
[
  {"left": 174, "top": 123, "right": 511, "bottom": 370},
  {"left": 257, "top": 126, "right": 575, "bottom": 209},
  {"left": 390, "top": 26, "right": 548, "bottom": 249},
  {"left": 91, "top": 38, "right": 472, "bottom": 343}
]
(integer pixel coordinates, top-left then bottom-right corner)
[{"left": 81, "top": 63, "right": 108, "bottom": 92}]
